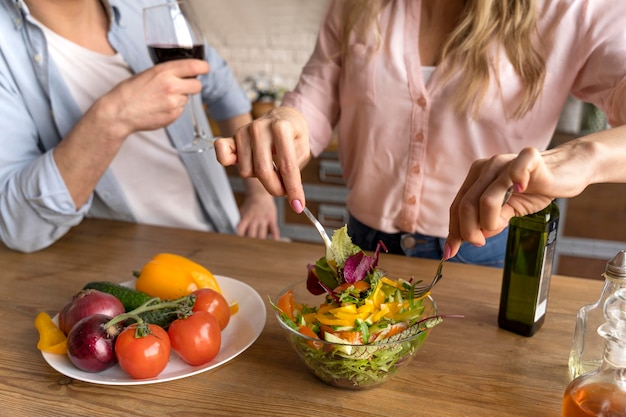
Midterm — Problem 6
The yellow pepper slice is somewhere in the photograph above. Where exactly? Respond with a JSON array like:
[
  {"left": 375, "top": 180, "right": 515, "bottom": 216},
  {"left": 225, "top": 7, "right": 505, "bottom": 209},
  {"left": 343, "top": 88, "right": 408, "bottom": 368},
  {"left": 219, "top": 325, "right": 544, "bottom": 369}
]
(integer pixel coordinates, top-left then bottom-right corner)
[
  {"left": 302, "top": 312, "right": 317, "bottom": 324},
  {"left": 357, "top": 302, "right": 374, "bottom": 314},
  {"left": 229, "top": 300, "right": 239, "bottom": 316},
  {"left": 34, "top": 312, "right": 67, "bottom": 355},
  {"left": 370, "top": 283, "right": 386, "bottom": 306},
  {"left": 381, "top": 276, "right": 401, "bottom": 288},
  {"left": 136, "top": 253, "right": 220, "bottom": 300},
  {"left": 333, "top": 311, "right": 369, "bottom": 321},
  {"left": 316, "top": 313, "right": 354, "bottom": 327},
  {"left": 317, "top": 304, "right": 333, "bottom": 314},
  {"left": 329, "top": 304, "right": 357, "bottom": 314},
  {"left": 367, "top": 304, "right": 390, "bottom": 324}
]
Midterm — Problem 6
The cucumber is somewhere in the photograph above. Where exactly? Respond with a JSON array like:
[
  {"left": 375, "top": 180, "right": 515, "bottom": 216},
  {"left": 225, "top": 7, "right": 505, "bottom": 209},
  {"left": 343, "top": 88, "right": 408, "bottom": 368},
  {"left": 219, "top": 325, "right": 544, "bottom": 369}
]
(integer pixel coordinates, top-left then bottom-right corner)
[
  {"left": 82, "top": 281, "right": 180, "bottom": 329},
  {"left": 83, "top": 281, "right": 152, "bottom": 311}
]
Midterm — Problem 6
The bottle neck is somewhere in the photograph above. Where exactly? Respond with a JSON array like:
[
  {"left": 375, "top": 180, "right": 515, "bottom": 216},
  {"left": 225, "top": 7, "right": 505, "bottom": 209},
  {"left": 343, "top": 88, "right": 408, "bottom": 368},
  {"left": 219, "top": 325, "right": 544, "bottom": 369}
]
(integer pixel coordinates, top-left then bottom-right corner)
[{"left": 601, "top": 274, "right": 626, "bottom": 295}]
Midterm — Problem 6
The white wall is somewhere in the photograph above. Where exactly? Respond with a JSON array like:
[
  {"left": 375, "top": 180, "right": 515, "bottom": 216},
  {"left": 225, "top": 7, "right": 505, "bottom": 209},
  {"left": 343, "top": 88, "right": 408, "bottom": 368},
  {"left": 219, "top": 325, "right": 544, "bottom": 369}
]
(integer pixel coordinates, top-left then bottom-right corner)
[{"left": 189, "top": 0, "right": 330, "bottom": 89}]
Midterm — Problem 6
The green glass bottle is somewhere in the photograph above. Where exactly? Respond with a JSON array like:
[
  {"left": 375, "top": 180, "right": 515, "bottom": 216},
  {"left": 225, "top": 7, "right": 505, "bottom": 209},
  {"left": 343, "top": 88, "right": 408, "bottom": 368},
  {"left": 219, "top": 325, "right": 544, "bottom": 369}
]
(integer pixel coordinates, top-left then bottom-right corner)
[{"left": 498, "top": 201, "right": 560, "bottom": 337}]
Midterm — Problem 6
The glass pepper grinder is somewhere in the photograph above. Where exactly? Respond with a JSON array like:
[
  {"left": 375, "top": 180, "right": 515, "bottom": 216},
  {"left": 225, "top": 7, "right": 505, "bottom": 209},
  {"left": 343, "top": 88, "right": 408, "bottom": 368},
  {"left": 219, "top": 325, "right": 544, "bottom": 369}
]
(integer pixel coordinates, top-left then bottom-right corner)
[
  {"left": 562, "top": 287, "right": 626, "bottom": 416},
  {"left": 568, "top": 251, "right": 626, "bottom": 380}
]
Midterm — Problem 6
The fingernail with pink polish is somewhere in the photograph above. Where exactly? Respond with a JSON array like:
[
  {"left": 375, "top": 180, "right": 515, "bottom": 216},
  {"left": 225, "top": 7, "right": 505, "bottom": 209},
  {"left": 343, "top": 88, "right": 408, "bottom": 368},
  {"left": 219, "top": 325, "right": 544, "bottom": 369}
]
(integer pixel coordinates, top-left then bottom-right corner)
[
  {"left": 290, "top": 199, "right": 303, "bottom": 214},
  {"left": 443, "top": 243, "right": 452, "bottom": 261},
  {"left": 514, "top": 182, "right": 523, "bottom": 193}
]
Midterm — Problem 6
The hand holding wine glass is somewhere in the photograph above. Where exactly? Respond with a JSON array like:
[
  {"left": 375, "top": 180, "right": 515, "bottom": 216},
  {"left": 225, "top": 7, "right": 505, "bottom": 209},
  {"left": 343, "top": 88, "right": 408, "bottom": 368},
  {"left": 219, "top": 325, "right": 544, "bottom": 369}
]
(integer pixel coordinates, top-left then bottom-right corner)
[{"left": 143, "top": 1, "right": 211, "bottom": 153}]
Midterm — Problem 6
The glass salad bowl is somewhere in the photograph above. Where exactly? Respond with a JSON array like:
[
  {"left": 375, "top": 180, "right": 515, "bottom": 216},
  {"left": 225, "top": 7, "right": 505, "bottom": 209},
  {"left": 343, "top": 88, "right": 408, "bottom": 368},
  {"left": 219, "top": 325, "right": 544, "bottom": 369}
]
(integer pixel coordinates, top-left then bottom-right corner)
[{"left": 273, "top": 279, "right": 438, "bottom": 390}]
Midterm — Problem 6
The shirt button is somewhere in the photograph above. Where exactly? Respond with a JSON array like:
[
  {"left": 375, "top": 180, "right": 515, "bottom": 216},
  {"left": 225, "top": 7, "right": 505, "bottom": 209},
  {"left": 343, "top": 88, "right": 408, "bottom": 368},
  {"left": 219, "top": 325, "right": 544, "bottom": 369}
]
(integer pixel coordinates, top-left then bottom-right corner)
[
  {"left": 406, "top": 195, "right": 416, "bottom": 205},
  {"left": 411, "top": 165, "right": 421, "bottom": 174},
  {"left": 33, "top": 54, "right": 42, "bottom": 63},
  {"left": 415, "top": 132, "right": 424, "bottom": 141},
  {"left": 417, "top": 96, "right": 427, "bottom": 107}
]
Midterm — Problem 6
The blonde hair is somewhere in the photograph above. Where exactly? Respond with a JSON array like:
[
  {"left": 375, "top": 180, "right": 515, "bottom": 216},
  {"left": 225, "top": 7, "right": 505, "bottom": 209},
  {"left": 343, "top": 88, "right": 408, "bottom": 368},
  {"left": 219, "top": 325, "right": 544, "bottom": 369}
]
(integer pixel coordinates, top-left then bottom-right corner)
[{"left": 339, "top": 0, "right": 545, "bottom": 119}]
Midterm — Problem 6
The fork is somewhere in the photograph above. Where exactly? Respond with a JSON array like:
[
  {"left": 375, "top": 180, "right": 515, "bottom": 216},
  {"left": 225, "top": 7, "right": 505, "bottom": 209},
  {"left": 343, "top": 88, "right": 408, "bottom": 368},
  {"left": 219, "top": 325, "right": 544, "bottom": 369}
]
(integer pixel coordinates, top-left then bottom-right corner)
[
  {"left": 411, "top": 185, "right": 515, "bottom": 297},
  {"left": 270, "top": 162, "right": 333, "bottom": 250},
  {"left": 413, "top": 257, "right": 444, "bottom": 298},
  {"left": 302, "top": 206, "right": 333, "bottom": 250}
]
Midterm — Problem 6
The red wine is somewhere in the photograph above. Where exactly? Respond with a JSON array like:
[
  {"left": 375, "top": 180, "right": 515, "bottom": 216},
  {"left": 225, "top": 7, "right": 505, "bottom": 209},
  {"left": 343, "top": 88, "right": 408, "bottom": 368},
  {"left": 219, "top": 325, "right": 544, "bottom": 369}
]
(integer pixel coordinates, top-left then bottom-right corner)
[{"left": 148, "top": 44, "right": 205, "bottom": 64}]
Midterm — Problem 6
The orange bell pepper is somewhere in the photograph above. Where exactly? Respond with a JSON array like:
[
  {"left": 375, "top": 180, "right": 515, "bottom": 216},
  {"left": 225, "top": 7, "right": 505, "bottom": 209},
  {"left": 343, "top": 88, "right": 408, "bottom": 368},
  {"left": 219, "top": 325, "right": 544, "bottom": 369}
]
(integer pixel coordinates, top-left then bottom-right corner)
[
  {"left": 34, "top": 312, "right": 67, "bottom": 355},
  {"left": 135, "top": 253, "right": 220, "bottom": 300},
  {"left": 277, "top": 289, "right": 296, "bottom": 320},
  {"left": 299, "top": 325, "right": 323, "bottom": 349}
]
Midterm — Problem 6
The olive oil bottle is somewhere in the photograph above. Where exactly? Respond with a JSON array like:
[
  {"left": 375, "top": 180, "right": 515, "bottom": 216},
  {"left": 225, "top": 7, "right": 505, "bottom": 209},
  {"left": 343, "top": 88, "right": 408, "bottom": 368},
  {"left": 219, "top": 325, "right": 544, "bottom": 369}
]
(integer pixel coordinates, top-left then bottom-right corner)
[{"left": 498, "top": 201, "right": 560, "bottom": 337}]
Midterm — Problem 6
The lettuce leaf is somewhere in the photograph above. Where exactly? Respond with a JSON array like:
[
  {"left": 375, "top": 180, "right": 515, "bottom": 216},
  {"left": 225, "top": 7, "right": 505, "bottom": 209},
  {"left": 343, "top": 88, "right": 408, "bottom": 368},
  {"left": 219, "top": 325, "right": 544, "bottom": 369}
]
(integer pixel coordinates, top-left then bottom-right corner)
[{"left": 326, "top": 226, "right": 360, "bottom": 268}]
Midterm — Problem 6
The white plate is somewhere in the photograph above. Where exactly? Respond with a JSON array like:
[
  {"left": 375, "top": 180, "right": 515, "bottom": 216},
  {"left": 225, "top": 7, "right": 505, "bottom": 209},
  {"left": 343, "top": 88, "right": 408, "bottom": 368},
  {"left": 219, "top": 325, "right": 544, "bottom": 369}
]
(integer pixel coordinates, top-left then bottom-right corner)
[{"left": 41, "top": 275, "right": 266, "bottom": 385}]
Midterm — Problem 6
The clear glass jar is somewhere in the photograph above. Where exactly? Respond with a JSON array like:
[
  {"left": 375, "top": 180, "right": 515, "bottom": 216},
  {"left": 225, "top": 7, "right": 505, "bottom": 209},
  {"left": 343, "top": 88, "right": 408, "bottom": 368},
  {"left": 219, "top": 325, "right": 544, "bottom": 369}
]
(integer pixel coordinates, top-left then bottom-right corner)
[
  {"left": 568, "top": 251, "right": 626, "bottom": 380},
  {"left": 562, "top": 288, "right": 626, "bottom": 416}
]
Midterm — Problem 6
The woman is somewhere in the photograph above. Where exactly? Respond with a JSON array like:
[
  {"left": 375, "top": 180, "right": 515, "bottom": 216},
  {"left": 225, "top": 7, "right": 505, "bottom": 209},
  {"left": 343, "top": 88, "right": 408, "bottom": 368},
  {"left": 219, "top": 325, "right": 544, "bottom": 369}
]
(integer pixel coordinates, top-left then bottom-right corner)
[{"left": 216, "top": 0, "right": 626, "bottom": 266}]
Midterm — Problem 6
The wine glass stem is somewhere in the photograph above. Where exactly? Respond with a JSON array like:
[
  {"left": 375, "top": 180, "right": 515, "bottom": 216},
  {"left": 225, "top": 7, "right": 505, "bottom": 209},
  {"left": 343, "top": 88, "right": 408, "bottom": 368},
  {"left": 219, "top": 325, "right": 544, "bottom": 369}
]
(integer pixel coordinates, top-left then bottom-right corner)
[{"left": 188, "top": 93, "right": 207, "bottom": 140}]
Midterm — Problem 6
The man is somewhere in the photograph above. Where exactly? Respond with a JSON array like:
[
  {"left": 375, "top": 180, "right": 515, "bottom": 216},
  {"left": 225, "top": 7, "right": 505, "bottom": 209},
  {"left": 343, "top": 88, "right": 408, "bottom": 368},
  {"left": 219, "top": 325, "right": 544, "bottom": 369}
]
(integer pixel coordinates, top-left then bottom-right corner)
[{"left": 0, "top": 0, "right": 279, "bottom": 253}]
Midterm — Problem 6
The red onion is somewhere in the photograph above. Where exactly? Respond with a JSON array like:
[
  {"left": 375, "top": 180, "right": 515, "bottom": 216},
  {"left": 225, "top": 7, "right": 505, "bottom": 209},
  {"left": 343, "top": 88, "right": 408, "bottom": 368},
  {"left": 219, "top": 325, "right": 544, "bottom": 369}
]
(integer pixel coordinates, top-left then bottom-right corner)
[
  {"left": 67, "top": 314, "right": 119, "bottom": 373},
  {"left": 58, "top": 289, "right": 125, "bottom": 335}
]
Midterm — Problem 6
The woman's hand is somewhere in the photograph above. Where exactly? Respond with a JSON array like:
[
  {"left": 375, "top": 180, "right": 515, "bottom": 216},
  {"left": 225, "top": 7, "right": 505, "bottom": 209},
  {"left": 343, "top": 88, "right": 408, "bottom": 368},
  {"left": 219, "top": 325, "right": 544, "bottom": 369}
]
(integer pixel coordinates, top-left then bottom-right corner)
[
  {"left": 214, "top": 106, "right": 311, "bottom": 213},
  {"left": 445, "top": 144, "right": 594, "bottom": 259}
]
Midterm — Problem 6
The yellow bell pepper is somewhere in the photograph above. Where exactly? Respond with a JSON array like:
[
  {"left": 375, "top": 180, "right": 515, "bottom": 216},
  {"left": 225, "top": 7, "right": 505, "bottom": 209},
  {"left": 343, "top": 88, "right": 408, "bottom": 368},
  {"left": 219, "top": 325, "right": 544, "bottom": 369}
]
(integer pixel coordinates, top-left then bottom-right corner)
[
  {"left": 302, "top": 312, "right": 317, "bottom": 324},
  {"left": 333, "top": 311, "right": 369, "bottom": 321},
  {"left": 367, "top": 304, "right": 390, "bottom": 324},
  {"left": 34, "top": 312, "right": 67, "bottom": 355},
  {"left": 358, "top": 300, "right": 376, "bottom": 313},
  {"left": 317, "top": 304, "right": 333, "bottom": 314},
  {"left": 329, "top": 304, "right": 357, "bottom": 315},
  {"left": 135, "top": 253, "right": 220, "bottom": 300},
  {"left": 370, "top": 282, "right": 386, "bottom": 306},
  {"left": 381, "top": 276, "right": 401, "bottom": 288},
  {"left": 316, "top": 313, "right": 354, "bottom": 327}
]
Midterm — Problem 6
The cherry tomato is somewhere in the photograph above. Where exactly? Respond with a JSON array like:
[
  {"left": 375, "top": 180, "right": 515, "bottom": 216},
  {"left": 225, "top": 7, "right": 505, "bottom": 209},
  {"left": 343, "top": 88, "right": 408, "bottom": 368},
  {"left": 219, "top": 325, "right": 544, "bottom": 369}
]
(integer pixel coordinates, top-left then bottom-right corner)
[
  {"left": 168, "top": 311, "right": 221, "bottom": 366},
  {"left": 192, "top": 288, "right": 231, "bottom": 330},
  {"left": 115, "top": 323, "right": 171, "bottom": 379}
]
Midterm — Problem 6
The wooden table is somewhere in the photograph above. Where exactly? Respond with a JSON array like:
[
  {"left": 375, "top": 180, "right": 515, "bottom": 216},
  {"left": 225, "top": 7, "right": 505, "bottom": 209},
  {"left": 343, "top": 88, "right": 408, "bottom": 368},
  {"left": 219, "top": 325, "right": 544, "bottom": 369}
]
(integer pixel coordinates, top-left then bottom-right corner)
[{"left": 0, "top": 219, "right": 603, "bottom": 417}]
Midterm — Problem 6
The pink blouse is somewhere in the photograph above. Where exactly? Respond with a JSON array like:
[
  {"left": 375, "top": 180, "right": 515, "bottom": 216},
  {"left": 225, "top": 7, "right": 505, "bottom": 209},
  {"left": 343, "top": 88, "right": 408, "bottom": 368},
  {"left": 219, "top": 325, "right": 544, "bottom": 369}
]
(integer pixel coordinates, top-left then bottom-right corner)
[{"left": 282, "top": 0, "right": 626, "bottom": 237}]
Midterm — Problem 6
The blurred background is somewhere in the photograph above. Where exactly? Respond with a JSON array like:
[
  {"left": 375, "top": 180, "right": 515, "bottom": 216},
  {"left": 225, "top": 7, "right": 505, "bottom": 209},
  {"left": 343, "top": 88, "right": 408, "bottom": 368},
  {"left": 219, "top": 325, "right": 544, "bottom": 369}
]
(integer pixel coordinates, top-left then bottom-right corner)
[{"left": 190, "top": 0, "right": 327, "bottom": 90}]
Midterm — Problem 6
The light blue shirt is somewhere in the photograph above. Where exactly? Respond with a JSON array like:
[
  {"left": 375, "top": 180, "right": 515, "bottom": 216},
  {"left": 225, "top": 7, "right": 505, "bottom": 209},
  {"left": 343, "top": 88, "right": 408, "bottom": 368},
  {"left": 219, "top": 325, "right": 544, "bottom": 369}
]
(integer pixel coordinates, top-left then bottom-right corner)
[{"left": 0, "top": 0, "right": 251, "bottom": 252}]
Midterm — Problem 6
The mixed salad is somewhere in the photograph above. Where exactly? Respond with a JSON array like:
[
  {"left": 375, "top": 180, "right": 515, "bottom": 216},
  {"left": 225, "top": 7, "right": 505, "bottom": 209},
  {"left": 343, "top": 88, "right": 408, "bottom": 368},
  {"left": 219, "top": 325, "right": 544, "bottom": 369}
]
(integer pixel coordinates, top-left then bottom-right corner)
[{"left": 274, "top": 226, "right": 445, "bottom": 388}]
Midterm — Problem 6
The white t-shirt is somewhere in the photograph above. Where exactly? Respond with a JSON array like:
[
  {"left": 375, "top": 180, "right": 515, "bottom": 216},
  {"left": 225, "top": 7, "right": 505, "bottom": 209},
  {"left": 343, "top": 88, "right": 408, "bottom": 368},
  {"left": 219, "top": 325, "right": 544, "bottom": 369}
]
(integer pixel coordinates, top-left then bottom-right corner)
[
  {"left": 39, "top": 23, "right": 211, "bottom": 231},
  {"left": 422, "top": 66, "right": 436, "bottom": 84}
]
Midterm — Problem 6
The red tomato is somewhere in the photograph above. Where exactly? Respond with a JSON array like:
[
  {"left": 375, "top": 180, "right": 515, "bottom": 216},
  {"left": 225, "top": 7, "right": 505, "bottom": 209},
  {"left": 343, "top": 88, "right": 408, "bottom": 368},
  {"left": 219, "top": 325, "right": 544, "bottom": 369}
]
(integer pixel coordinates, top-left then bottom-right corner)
[
  {"left": 192, "top": 288, "right": 231, "bottom": 330},
  {"left": 168, "top": 311, "right": 221, "bottom": 366},
  {"left": 115, "top": 323, "right": 171, "bottom": 379}
]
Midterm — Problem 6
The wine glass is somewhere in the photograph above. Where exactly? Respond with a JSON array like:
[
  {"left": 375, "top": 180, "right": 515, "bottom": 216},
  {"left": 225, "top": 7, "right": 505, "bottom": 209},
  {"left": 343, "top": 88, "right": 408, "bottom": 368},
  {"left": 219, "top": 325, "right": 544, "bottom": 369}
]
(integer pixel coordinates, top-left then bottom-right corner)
[{"left": 143, "top": 1, "right": 212, "bottom": 153}]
